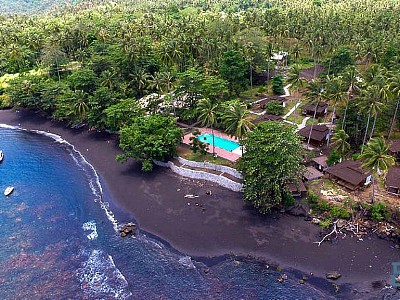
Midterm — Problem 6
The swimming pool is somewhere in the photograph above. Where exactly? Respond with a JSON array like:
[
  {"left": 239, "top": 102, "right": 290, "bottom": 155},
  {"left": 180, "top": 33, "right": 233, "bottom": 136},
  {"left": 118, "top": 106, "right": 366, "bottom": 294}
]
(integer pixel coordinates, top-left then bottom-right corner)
[{"left": 197, "top": 133, "right": 240, "bottom": 151}]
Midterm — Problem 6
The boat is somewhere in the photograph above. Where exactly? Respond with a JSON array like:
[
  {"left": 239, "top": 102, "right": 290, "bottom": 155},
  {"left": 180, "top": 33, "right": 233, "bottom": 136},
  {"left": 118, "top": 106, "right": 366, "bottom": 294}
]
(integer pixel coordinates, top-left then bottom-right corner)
[
  {"left": 0, "top": 150, "right": 3, "bottom": 162},
  {"left": 4, "top": 186, "right": 14, "bottom": 196}
]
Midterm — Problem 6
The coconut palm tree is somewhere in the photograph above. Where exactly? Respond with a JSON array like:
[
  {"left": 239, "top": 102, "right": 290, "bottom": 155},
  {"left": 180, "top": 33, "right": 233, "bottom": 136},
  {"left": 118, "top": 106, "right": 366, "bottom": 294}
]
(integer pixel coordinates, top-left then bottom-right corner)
[
  {"left": 222, "top": 102, "right": 254, "bottom": 154},
  {"left": 341, "top": 65, "right": 362, "bottom": 129},
  {"left": 304, "top": 80, "right": 326, "bottom": 147},
  {"left": 73, "top": 90, "right": 89, "bottom": 121},
  {"left": 387, "top": 71, "right": 400, "bottom": 140},
  {"left": 358, "top": 137, "right": 395, "bottom": 203},
  {"left": 286, "top": 64, "right": 306, "bottom": 115},
  {"left": 325, "top": 76, "right": 346, "bottom": 147},
  {"left": 197, "top": 98, "right": 218, "bottom": 156},
  {"left": 331, "top": 129, "right": 350, "bottom": 161},
  {"left": 358, "top": 85, "right": 385, "bottom": 152}
]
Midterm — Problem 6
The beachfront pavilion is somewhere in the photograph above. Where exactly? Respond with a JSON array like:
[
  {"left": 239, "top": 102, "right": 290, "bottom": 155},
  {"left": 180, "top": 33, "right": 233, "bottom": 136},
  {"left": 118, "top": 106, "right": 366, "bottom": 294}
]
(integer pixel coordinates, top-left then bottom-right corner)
[{"left": 182, "top": 128, "right": 242, "bottom": 162}]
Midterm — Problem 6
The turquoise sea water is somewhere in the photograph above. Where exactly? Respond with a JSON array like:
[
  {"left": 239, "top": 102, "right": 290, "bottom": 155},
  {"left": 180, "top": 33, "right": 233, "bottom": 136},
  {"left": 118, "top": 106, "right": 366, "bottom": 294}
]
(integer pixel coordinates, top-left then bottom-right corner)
[
  {"left": 197, "top": 134, "right": 240, "bottom": 151},
  {"left": 0, "top": 125, "right": 341, "bottom": 299}
]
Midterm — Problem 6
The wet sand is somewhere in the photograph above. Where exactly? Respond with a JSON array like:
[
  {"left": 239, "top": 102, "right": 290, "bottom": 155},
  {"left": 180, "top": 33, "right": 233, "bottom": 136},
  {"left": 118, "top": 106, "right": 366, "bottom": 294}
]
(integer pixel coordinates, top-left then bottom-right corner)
[{"left": 1, "top": 109, "right": 399, "bottom": 296}]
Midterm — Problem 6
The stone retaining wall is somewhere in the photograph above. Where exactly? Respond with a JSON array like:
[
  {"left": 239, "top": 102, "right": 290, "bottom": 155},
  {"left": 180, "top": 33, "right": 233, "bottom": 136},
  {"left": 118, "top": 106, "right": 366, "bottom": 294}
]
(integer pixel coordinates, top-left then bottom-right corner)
[
  {"left": 176, "top": 157, "right": 242, "bottom": 179},
  {"left": 154, "top": 159, "right": 243, "bottom": 192}
]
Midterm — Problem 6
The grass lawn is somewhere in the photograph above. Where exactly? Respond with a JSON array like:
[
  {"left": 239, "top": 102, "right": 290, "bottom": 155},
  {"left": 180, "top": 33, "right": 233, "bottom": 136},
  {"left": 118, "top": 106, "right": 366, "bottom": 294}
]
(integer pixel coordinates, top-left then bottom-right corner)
[
  {"left": 177, "top": 145, "right": 237, "bottom": 168},
  {"left": 239, "top": 85, "right": 267, "bottom": 100}
]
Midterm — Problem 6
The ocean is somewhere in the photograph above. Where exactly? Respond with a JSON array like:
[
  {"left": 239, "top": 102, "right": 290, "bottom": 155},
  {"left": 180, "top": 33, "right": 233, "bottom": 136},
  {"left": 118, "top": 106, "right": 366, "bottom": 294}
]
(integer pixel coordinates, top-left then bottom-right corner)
[{"left": 0, "top": 125, "right": 349, "bottom": 299}]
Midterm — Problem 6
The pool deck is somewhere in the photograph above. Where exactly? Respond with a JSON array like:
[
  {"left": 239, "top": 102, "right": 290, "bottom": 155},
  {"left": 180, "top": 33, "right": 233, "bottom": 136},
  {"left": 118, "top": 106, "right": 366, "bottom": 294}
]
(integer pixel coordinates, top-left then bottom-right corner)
[{"left": 182, "top": 128, "right": 241, "bottom": 162}]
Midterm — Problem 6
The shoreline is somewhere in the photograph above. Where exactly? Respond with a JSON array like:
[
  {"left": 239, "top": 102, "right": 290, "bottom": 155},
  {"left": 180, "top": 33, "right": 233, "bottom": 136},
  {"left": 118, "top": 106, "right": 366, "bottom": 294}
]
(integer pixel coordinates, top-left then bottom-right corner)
[{"left": 1, "top": 109, "right": 399, "bottom": 296}]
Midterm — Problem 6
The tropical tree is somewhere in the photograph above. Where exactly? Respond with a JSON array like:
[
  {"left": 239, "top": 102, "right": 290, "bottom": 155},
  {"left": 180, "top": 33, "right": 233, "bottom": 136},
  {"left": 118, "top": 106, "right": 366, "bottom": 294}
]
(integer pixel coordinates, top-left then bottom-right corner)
[
  {"left": 331, "top": 129, "right": 351, "bottom": 160},
  {"left": 358, "top": 137, "right": 395, "bottom": 203},
  {"left": 325, "top": 76, "right": 346, "bottom": 147},
  {"left": 304, "top": 80, "right": 326, "bottom": 147},
  {"left": 358, "top": 85, "right": 385, "bottom": 151},
  {"left": 286, "top": 64, "right": 306, "bottom": 114},
  {"left": 72, "top": 90, "right": 89, "bottom": 121},
  {"left": 222, "top": 102, "right": 254, "bottom": 154},
  {"left": 220, "top": 50, "right": 248, "bottom": 96},
  {"left": 117, "top": 115, "right": 183, "bottom": 172},
  {"left": 341, "top": 65, "right": 362, "bottom": 130},
  {"left": 197, "top": 98, "right": 218, "bottom": 156},
  {"left": 238, "top": 121, "right": 303, "bottom": 213},
  {"left": 387, "top": 72, "right": 400, "bottom": 140}
]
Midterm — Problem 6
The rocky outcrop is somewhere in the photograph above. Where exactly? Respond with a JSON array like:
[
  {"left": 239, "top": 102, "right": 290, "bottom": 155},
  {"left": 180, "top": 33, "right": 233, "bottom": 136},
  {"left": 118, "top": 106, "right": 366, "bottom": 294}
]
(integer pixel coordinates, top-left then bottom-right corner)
[
  {"left": 326, "top": 271, "right": 341, "bottom": 280},
  {"left": 119, "top": 223, "right": 136, "bottom": 237}
]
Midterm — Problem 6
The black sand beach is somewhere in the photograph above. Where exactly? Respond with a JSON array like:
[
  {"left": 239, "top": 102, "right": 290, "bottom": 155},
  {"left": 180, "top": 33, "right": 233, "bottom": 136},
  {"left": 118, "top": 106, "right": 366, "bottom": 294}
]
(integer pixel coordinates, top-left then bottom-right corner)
[{"left": 1, "top": 109, "right": 399, "bottom": 296}]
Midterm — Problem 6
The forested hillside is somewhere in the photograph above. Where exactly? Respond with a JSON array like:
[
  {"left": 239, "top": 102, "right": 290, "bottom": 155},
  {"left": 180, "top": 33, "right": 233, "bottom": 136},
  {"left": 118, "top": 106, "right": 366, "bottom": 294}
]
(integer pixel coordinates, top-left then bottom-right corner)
[
  {"left": 0, "top": 0, "right": 399, "bottom": 156},
  {"left": 0, "top": 0, "right": 81, "bottom": 15}
]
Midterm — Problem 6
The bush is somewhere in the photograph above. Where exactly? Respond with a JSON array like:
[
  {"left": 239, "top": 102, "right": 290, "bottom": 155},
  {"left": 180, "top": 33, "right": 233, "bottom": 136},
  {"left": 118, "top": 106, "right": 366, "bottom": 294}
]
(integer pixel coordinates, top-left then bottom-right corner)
[
  {"left": 320, "top": 219, "right": 331, "bottom": 228},
  {"left": 329, "top": 205, "right": 351, "bottom": 219},
  {"left": 265, "top": 100, "right": 284, "bottom": 115},
  {"left": 327, "top": 150, "right": 341, "bottom": 166},
  {"left": 370, "top": 202, "right": 389, "bottom": 221},
  {"left": 271, "top": 75, "right": 284, "bottom": 95},
  {"left": 283, "top": 193, "right": 295, "bottom": 208},
  {"left": 306, "top": 191, "right": 319, "bottom": 204}
]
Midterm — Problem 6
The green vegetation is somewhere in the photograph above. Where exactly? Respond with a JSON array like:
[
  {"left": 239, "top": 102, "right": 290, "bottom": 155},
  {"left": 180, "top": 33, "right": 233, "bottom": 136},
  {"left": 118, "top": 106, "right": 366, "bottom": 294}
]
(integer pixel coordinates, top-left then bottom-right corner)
[
  {"left": 117, "top": 115, "right": 183, "bottom": 172},
  {"left": 271, "top": 75, "right": 284, "bottom": 95},
  {"left": 369, "top": 202, "right": 389, "bottom": 221},
  {"left": 306, "top": 192, "right": 352, "bottom": 221},
  {"left": 0, "top": 0, "right": 400, "bottom": 217},
  {"left": 264, "top": 100, "right": 284, "bottom": 116},
  {"left": 239, "top": 122, "right": 303, "bottom": 213}
]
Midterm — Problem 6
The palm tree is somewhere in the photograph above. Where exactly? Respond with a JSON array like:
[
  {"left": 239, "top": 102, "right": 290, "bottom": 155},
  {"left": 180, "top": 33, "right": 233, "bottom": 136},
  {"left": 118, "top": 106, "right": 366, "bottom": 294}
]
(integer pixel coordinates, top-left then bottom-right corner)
[
  {"left": 265, "top": 42, "right": 274, "bottom": 88},
  {"left": 325, "top": 76, "right": 346, "bottom": 147},
  {"left": 331, "top": 129, "right": 350, "bottom": 161},
  {"left": 197, "top": 98, "right": 218, "bottom": 156},
  {"left": 286, "top": 64, "right": 306, "bottom": 115},
  {"left": 387, "top": 72, "right": 400, "bottom": 140},
  {"left": 358, "top": 85, "right": 385, "bottom": 152},
  {"left": 304, "top": 80, "right": 326, "bottom": 147},
  {"left": 341, "top": 65, "right": 362, "bottom": 129},
  {"left": 222, "top": 102, "right": 254, "bottom": 154},
  {"left": 358, "top": 137, "right": 395, "bottom": 203},
  {"left": 73, "top": 90, "right": 89, "bottom": 121}
]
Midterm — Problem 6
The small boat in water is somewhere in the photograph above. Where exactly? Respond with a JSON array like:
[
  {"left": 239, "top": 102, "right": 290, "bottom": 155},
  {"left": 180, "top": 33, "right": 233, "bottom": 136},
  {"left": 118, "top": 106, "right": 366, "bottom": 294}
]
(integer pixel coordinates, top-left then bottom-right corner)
[
  {"left": 0, "top": 150, "right": 3, "bottom": 162},
  {"left": 4, "top": 186, "right": 14, "bottom": 196}
]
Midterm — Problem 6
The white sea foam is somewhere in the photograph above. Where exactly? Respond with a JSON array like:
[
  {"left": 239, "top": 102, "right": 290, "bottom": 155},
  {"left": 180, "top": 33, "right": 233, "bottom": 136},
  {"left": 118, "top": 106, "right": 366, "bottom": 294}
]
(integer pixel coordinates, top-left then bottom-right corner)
[
  {"left": 0, "top": 124, "right": 119, "bottom": 232},
  {"left": 0, "top": 123, "right": 20, "bottom": 129},
  {"left": 77, "top": 249, "right": 132, "bottom": 299},
  {"left": 83, "top": 220, "right": 98, "bottom": 240}
]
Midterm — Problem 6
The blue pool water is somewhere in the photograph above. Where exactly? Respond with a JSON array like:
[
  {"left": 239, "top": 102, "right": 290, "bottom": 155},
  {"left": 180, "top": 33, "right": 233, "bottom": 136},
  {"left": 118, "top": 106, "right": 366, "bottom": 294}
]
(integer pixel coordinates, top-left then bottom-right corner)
[
  {"left": 0, "top": 125, "right": 338, "bottom": 299},
  {"left": 197, "top": 133, "right": 240, "bottom": 151}
]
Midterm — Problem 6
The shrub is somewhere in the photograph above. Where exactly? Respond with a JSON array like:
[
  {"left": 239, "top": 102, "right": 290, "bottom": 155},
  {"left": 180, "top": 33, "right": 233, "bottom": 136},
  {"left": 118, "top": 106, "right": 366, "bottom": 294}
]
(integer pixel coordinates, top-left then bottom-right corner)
[
  {"left": 370, "top": 202, "right": 389, "bottom": 221},
  {"left": 320, "top": 219, "right": 331, "bottom": 228},
  {"left": 306, "top": 191, "right": 319, "bottom": 204},
  {"left": 283, "top": 193, "right": 295, "bottom": 208},
  {"left": 327, "top": 150, "right": 341, "bottom": 166},
  {"left": 271, "top": 75, "right": 284, "bottom": 95},
  {"left": 265, "top": 100, "right": 284, "bottom": 115}
]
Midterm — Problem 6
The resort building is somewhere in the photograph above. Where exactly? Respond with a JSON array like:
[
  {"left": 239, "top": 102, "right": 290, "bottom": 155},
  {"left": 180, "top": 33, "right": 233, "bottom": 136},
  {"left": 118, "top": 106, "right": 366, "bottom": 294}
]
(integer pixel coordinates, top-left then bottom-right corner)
[
  {"left": 386, "top": 166, "right": 400, "bottom": 196},
  {"left": 288, "top": 180, "right": 307, "bottom": 198},
  {"left": 303, "top": 166, "right": 324, "bottom": 181},
  {"left": 311, "top": 155, "right": 328, "bottom": 172},
  {"left": 325, "top": 160, "right": 371, "bottom": 191},
  {"left": 302, "top": 102, "right": 328, "bottom": 117},
  {"left": 388, "top": 140, "right": 400, "bottom": 160},
  {"left": 297, "top": 125, "right": 329, "bottom": 147}
]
